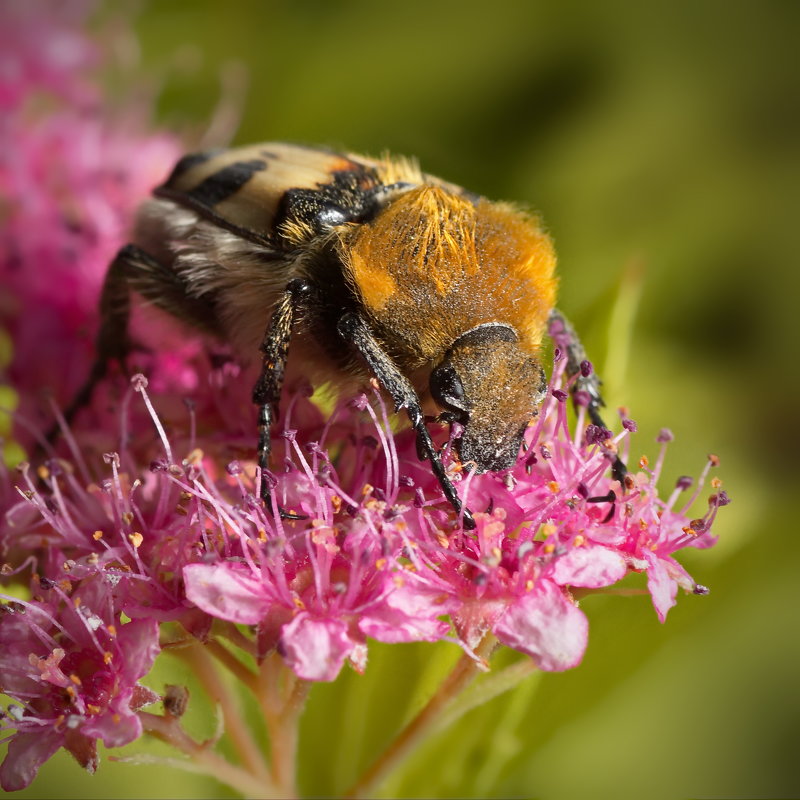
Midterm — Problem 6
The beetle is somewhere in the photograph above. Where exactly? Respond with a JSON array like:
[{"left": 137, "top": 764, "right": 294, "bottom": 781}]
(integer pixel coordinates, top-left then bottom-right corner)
[{"left": 63, "top": 142, "right": 621, "bottom": 529}]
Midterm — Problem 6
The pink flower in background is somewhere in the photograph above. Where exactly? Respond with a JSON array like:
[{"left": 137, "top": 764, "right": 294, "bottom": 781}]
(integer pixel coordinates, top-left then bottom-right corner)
[
  {"left": 0, "top": 0, "right": 180, "bottom": 440},
  {"left": 0, "top": 0, "right": 97, "bottom": 111}
]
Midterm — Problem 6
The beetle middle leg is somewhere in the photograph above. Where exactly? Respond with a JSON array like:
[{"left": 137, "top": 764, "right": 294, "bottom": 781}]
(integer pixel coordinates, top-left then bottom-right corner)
[
  {"left": 337, "top": 311, "right": 476, "bottom": 530},
  {"left": 251, "top": 278, "right": 312, "bottom": 518},
  {"left": 547, "top": 308, "right": 627, "bottom": 485}
]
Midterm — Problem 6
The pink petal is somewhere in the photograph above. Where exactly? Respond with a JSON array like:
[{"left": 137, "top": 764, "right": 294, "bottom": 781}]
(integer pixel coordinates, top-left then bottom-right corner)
[
  {"left": 359, "top": 581, "right": 453, "bottom": 644},
  {"left": 280, "top": 612, "right": 353, "bottom": 682},
  {"left": 359, "top": 606, "right": 450, "bottom": 643},
  {"left": 183, "top": 563, "right": 269, "bottom": 624},
  {"left": 116, "top": 618, "right": 160, "bottom": 679},
  {"left": 452, "top": 598, "right": 506, "bottom": 650},
  {"left": 494, "top": 579, "right": 588, "bottom": 671},
  {"left": 645, "top": 551, "right": 678, "bottom": 623},
  {"left": 0, "top": 731, "right": 62, "bottom": 792},
  {"left": 552, "top": 544, "right": 628, "bottom": 588},
  {"left": 83, "top": 704, "right": 142, "bottom": 748}
]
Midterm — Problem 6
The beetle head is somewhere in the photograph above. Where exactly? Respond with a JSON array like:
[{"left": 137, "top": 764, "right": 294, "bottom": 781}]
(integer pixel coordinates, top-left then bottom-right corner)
[{"left": 430, "top": 324, "right": 547, "bottom": 473}]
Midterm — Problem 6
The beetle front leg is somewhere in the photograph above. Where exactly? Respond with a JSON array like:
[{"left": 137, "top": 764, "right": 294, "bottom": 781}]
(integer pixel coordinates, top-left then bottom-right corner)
[
  {"left": 337, "top": 311, "right": 476, "bottom": 530},
  {"left": 252, "top": 278, "right": 312, "bottom": 517},
  {"left": 548, "top": 308, "right": 627, "bottom": 483}
]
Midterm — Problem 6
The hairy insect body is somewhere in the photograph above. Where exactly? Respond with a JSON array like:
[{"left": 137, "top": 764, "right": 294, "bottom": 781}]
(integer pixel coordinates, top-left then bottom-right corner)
[{"left": 83, "top": 142, "right": 577, "bottom": 528}]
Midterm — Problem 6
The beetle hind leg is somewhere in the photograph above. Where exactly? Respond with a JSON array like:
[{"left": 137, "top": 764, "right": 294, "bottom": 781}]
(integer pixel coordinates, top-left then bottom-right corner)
[
  {"left": 547, "top": 308, "right": 628, "bottom": 484},
  {"left": 45, "top": 245, "right": 140, "bottom": 444},
  {"left": 48, "top": 244, "right": 219, "bottom": 445}
]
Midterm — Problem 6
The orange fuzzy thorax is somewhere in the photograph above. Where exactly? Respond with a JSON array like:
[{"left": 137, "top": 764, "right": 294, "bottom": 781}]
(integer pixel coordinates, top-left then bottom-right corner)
[{"left": 342, "top": 185, "right": 557, "bottom": 364}]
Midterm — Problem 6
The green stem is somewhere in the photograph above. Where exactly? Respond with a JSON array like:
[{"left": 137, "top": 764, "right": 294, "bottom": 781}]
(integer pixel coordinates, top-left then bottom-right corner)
[
  {"left": 345, "top": 636, "right": 496, "bottom": 799},
  {"left": 437, "top": 656, "right": 538, "bottom": 732},
  {"left": 258, "top": 652, "right": 310, "bottom": 798},
  {"left": 204, "top": 637, "right": 259, "bottom": 693},
  {"left": 187, "top": 642, "right": 271, "bottom": 784},
  {"left": 140, "top": 711, "right": 280, "bottom": 799}
]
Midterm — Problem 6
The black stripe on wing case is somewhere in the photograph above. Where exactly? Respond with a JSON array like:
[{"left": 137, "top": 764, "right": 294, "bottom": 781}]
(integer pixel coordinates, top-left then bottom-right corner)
[
  {"left": 162, "top": 149, "right": 223, "bottom": 186},
  {"left": 186, "top": 159, "right": 269, "bottom": 207}
]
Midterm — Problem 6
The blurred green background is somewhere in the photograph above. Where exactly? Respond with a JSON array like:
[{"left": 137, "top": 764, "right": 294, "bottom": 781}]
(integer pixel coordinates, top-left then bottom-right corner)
[{"left": 9, "top": 0, "right": 798, "bottom": 797}]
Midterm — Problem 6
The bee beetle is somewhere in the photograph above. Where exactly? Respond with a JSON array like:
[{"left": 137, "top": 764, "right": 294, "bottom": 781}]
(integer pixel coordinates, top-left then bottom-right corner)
[{"left": 66, "top": 143, "right": 621, "bottom": 529}]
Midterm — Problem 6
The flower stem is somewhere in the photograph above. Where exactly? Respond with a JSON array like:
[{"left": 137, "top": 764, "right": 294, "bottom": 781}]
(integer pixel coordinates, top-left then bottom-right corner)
[
  {"left": 140, "top": 711, "right": 280, "bottom": 798},
  {"left": 204, "top": 637, "right": 259, "bottom": 693},
  {"left": 437, "top": 656, "right": 539, "bottom": 732},
  {"left": 258, "top": 652, "right": 310, "bottom": 798},
  {"left": 186, "top": 642, "right": 271, "bottom": 784},
  {"left": 345, "top": 636, "right": 497, "bottom": 799}
]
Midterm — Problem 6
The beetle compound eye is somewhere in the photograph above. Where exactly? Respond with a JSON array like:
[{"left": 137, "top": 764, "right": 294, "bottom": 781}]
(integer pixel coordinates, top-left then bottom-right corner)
[{"left": 430, "top": 362, "right": 470, "bottom": 418}]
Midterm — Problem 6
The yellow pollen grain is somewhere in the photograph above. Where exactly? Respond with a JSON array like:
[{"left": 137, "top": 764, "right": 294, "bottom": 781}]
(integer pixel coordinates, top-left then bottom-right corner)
[
  {"left": 258, "top": 529, "right": 267, "bottom": 542},
  {"left": 103, "top": 652, "right": 113, "bottom": 665},
  {"left": 113, "top": 713, "right": 121, "bottom": 724},
  {"left": 711, "top": 477, "right": 723, "bottom": 488},
  {"left": 66, "top": 685, "right": 77, "bottom": 699},
  {"left": 73, "top": 597, "right": 82, "bottom": 608},
  {"left": 129, "top": 532, "right": 143, "bottom": 549},
  {"left": 639, "top": 455, "right": 649, "bottom": 469},
  {"left": 573, "top": 534, "right": 586, "bottom": 547},
  {"left": 436, "top": 533, "right": 449, "bottom": 548},
  {"left": 541, "top": 522, "right": 556, "bottom": 538},
  {"left": 525, "top": 579, "right": 535, "bottom": 591},
  {"left": 331, "top": 495, "right": 342, "bottom": 513},
  {"left": 543, "top": 542, "right": 555, "bottom": 554},
  {"left": 708, "top": 453, "right": 720, "bottom": 466},
  {"left": 375, "top": 558, "right": 387, "bottom": 569},
  {"left": 87, "top": 703, "right": 101, "bottom": 715},
  {"left": 547, "top": 481, "right": 560, "bottom": 494},
  {"left": 393, "top": 575, "right": 405, "bottom": 587},
  {"left": 292, "top": 597, "right": 306, "bottom": 610},
  {"left": 122, "top": 511, "right": 134, "bottom": 525},
  {"left": 69, "top": 673, "right": 82, "bottom": 686},
  {"left": 361, "top": 483, "right": 374, "bottom": 497},
  {"left": 108, "top": 624, "right": 117, "bottom": 637},
  {"left": 186, "top": 448, "right": 204, "bottom": 466},
  {"left": 93, "top": 530, "right": 103, "bottom": 540},
  {"left": 175, "top": 505, "right": 188, "bottom": 516},
  {"left": 639, "top": 519, "right": 648, "bottom": 531}
]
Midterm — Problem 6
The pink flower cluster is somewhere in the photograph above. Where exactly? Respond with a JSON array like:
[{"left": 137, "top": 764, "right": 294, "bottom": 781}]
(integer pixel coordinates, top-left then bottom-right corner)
[
  {"left": 0, "top": 347, "right": 725, "bottom": 788},
  {"left": 0, "top": 2, "right": 725, "bottom": 791}
]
